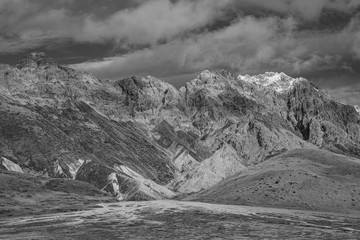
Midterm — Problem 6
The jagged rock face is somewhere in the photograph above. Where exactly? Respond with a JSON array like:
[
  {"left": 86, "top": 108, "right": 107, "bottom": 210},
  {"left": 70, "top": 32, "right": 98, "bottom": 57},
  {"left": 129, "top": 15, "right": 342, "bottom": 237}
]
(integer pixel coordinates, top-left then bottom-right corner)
[
  {"left": 116, "top": 76, "right": 179, "bottom": 112},
  {"left": 0, "top": 53, "right": 359, "bottom": 199},
  {"left": 178, "top": 71, "right": 311, "bottom": 164},
  {"left": 113, "top": 76, "right": 181, "bottom": 127},
  {"left": 285, "top": 81, "right": 360, "bottom": 156},
  {"left": 0, "top": 63, "right": 101, "bottom": 103},
  {"left": 181, "top": 70, "right": 359, "bottom": 157}
]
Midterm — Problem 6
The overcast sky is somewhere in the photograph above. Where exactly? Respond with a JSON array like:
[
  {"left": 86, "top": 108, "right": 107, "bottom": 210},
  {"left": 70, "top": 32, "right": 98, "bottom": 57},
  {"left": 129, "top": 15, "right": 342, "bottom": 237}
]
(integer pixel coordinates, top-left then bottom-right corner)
[{"left": 0, "top": 0, "right": 359, "bottom": 105}]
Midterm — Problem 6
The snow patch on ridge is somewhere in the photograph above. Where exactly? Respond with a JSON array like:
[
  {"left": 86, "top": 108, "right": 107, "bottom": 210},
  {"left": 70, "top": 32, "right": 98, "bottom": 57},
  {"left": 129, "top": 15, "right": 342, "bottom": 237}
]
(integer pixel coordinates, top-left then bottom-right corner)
[{"left": 238, "top": 72, "right": 304, "bottom": 93}]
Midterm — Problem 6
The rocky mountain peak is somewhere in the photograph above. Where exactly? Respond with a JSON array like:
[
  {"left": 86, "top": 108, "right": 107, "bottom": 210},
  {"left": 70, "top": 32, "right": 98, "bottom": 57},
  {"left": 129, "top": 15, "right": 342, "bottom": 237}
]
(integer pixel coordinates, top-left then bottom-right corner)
[
  {"left": 182, "top": 70, "right": 309, "bottom": 97},
  {"left": 198, "top": 70, "right": 215, "bottom": 82},
  {"left": 237, "top": 72, "right": 305, "bottom": 93},
  {"left": 197, "top": 69, "right": 236, "bottom": 83},
  {"left": 17, "top": 52, "right": 57, "bottom": 69}
]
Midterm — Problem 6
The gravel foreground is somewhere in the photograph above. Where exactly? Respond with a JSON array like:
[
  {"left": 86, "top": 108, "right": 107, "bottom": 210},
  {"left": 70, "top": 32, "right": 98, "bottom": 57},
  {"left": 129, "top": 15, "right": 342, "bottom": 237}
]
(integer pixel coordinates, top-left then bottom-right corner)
[{"left": 1, "top": 200, "right": 359, "bottom": 240}]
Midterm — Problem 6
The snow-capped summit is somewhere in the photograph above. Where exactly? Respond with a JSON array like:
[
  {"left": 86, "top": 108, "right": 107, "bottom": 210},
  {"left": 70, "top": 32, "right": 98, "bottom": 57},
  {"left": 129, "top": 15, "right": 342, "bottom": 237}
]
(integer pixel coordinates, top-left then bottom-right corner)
[{"left": 237, "top": 72, "right": 305, "bottom": 93}]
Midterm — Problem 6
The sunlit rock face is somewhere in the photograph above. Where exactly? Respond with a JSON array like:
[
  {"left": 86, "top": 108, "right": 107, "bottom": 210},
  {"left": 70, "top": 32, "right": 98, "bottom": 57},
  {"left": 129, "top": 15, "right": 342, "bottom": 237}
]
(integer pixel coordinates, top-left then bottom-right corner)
[
  {"left": 355, "top": 105, "right": 360, "bottom": 114},
  {"left": 0, "top": 52, "right": 359, "bottom": 199},
  {"left": 0, "top": 157, "right": 23, "bottom": 173}
]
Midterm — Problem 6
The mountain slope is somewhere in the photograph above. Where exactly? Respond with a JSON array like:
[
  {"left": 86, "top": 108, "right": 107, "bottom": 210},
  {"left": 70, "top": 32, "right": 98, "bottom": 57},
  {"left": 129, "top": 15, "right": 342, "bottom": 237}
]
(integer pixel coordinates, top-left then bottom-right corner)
[
  {"left": 0, "top": 53, "right": 176, "bottom": 200},
  {"left": 185, "top": 148, "right": 360, "bottom": 212},
  {"left": 0, "top": 169, "right": 114, "bottom": 217}
]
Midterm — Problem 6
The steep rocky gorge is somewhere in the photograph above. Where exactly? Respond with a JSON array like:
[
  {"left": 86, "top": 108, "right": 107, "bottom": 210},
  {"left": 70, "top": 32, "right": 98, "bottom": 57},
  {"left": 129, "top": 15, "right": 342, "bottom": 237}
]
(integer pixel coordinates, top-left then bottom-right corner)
[{"left": 0, "top": 52, "right": 359, "bottom": 202}]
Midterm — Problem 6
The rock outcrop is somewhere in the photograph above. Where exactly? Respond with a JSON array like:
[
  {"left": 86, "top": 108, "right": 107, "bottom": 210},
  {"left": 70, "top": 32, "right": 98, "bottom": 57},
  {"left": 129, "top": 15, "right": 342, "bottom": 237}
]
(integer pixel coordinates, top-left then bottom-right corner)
[
  {"left": 0, "top": 52, "right": 359, "bottom": 200},
  {"left": 355, "top": 105, "right": 360, "bottom": 114},
  {"left": 0, "top": 157, "right": 23, "bottom": 173}
]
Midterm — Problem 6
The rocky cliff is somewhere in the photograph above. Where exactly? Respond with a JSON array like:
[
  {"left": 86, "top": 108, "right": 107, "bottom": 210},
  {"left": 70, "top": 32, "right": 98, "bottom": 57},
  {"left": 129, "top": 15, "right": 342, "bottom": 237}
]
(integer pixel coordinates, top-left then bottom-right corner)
[{"left": 0, "top": 52, "right": 359, "bottom": 200}]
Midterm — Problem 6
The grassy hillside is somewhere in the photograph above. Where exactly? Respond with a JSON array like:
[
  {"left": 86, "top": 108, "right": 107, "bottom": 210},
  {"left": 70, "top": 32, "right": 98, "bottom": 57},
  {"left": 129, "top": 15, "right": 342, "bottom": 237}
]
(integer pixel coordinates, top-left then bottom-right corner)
[{"left": 186, "top": 149, "right": 360, "bottom": 212}]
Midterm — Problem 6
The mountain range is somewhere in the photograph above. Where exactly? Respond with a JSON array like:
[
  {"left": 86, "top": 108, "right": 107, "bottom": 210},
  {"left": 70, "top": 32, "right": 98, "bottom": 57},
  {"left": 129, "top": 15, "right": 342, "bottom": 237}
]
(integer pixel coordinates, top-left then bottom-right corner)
[{"left": 0, "top": 52, "right": 359, "bottom": 215}]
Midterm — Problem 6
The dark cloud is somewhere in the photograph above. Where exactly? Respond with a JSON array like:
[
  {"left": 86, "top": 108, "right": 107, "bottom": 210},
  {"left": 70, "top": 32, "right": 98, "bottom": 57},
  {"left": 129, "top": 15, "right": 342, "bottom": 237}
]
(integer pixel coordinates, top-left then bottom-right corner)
[
  {"left": 327, "top": 81, "right": 360, "bottom": 106},
  {"left": 0, "top": 0, "right": 146, "bottom": 53}
]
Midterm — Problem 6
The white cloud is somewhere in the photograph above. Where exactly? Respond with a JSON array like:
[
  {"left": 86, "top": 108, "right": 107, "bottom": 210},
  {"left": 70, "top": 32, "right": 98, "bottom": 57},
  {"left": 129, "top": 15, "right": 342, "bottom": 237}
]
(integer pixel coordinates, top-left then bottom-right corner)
[{"left": 74, "top": 0, "right": 231, "bottom": 46}]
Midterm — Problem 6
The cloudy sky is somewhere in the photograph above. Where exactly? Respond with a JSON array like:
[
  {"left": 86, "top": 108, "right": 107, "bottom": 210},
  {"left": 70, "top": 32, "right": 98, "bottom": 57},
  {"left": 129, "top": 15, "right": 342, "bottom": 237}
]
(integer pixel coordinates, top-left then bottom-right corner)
[{"left": 0, "top": 0, "right": 359, "bottom": 105}]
